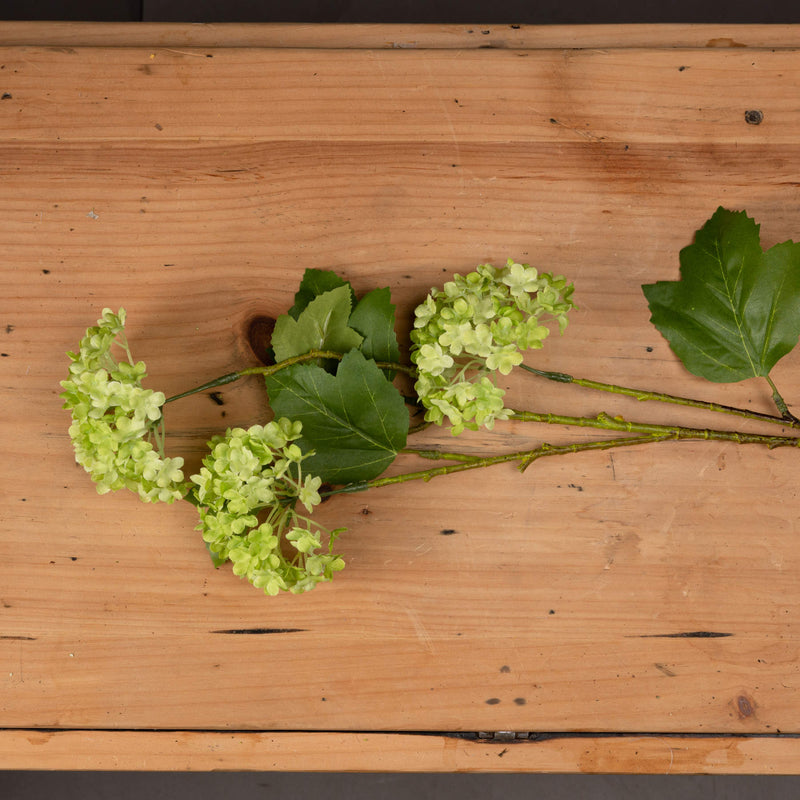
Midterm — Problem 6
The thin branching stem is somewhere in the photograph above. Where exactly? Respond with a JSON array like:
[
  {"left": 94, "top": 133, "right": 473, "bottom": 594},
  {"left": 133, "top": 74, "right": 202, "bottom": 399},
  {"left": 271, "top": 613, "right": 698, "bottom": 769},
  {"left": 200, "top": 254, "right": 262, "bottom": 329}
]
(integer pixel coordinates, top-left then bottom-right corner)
[
  {"left": 519, "top": 364, "right": 799, "bottom": 429},
  {"left": 164, "top": 350, "right": 416, "bottom": 404}
]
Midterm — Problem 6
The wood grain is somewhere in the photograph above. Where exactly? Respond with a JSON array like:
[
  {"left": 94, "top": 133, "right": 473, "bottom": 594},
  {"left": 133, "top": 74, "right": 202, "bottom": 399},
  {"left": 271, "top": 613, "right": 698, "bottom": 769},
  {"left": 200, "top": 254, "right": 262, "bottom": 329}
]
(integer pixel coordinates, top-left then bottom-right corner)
[
  {"left": 1, "top": 21, "right": 799, "bottom": 49},
  {"left": 2, "top": 24, "right": 800, "bottom": 772},
  {"left": 2, "top": 730, "right": 800, "bottom": 773}
]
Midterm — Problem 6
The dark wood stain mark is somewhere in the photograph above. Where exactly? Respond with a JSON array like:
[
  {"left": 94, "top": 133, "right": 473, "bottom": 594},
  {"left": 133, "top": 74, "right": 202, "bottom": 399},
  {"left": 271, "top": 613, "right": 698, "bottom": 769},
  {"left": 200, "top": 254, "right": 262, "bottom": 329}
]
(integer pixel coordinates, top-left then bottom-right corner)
[
  {"left": 744, "top": 109, "right": 764, "bottom": 125},
  {"left": 440, "top": 528, "right": 458, "bottom": 535},
  {"left": 211, "top": 628, "right": 305, "bottom": 635},
  {"left": 0, "top": 635, "right": 36, "bottom": 641},
  {"left": 635, "top": 631, "right": 733, "bottom": 639},
  {"left": 706, "top": 37, "right": 747, "bottom": 48},
  {"left": 737, "top": 694, "right": 755, "bottom": 718},
  {"left": 208, "top": 391, "right": 225, "bottom": 406}
]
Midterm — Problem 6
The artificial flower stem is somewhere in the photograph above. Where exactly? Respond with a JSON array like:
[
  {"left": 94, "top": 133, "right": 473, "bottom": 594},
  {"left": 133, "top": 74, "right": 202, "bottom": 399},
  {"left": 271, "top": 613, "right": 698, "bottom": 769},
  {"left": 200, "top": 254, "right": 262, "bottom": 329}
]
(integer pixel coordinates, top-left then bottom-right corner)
[
  {"left": 402, "top": 448, "right": 484, "bottom": 462},
  {"left": 328, "top": 413, "right": 800, "bottom": 497},
  {"left": 510, "top": 409, "right": 800, "bottom": 447},
  {"left": 765, "top": 375, "right": 800, "bottom": 424},
  {"left": 324, "top": 434, "right": 681, "bottom": 496},
  {"left": 519, "top": 364, "right": 799, "bottom": 429},
  {"left": 164, "top": 350, "right": 417, "bottom": 404}
]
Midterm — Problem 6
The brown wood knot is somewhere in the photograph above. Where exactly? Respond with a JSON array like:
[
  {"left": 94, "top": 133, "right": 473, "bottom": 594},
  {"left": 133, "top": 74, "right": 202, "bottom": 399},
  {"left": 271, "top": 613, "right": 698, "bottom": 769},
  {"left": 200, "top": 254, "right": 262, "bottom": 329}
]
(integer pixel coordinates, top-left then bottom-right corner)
[
  {"left": 246, "top": 315, "right": 276, "bottom": 365},
  {"left": 744, "top": 110, "right": 764, "bottom": 125},
  {"left": 736, "top": 693, "right": 755, "bottom": 719}
]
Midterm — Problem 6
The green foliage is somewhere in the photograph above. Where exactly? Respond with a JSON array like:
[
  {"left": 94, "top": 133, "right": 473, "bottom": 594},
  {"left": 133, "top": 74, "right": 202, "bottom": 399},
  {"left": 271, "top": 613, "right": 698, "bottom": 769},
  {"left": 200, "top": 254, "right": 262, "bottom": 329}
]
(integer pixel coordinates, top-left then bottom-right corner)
[
  {"left": 287, "top": 267, "right": 356, "bottom": 320},
  {"left": 271, "top": 284, "right": 364, "bottom": 362},
  {"left": 643, "top": 207, "right": 800, "bottom": 383},
  {"left": 268, "top": 272, "right": 407, "bottom": 484},
  {"left": 348, "top": 287, "right": 401, "bottom": 376},
  {"left": 265, "top": 350, "right": 409, "bottom": 485}
]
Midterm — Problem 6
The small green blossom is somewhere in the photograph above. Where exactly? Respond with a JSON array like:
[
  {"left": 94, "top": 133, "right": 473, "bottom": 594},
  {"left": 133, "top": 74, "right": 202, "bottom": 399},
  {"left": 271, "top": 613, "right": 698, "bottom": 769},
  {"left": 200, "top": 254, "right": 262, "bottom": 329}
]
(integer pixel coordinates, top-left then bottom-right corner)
[
  {"left": 413, "top": 342, "right": 455, "bottom": 376},
  {"left": 410, "top": 259, "right": 575, "bottom": 433},
  {"left": 502, "top": 261, "right": 540, "bottom": 296},
  {"left": 485, "top": 344, "right": 524, "bottom": 376}
]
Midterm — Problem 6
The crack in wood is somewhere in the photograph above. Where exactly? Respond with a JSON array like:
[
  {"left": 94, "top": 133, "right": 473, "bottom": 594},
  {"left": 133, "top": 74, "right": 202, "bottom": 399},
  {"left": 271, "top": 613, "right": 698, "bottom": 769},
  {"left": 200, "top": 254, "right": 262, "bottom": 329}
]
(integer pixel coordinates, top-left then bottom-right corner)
[
  {"left": 632, "top": 631, "right": 734, "bottom": 639},
  {"left": 210, "top": 628, "right": 306, "bottom": 635}
]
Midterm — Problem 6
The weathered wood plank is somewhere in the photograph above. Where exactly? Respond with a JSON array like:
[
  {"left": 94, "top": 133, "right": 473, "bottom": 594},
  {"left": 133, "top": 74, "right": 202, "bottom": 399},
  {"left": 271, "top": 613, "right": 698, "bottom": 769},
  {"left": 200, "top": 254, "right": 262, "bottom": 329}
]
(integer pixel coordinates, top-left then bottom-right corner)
[
  {"left": 1, "top": 730, "right": 799, "bottom": 774},
  {"left": 1, "top": 21, "right": 800, "bottom": 50},
  {"left": 0, "top": 47, "right": 797, "bottom": 144},
  {"left": 2, "top": 25, "right": 800, "bottom": 772}
]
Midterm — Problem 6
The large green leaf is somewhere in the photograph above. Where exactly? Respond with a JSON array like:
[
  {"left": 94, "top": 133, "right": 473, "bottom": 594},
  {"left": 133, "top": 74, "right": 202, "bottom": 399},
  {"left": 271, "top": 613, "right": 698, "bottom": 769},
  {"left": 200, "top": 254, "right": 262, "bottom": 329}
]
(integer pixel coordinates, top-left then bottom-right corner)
[
  {"left": 642, "top": 207, "right": 800, "bottom": 382},
  {"left": 348, "top": 287, "right": 401, "bottom": 376},
  {"left": 271, "top": 285, "right": 363, "bottom": 363},
  {"left": 287, "top": 268, "right": 356, "bottom": 320},
  {"left": 265, "top": 350, "right": 409, "bottom": 484}
]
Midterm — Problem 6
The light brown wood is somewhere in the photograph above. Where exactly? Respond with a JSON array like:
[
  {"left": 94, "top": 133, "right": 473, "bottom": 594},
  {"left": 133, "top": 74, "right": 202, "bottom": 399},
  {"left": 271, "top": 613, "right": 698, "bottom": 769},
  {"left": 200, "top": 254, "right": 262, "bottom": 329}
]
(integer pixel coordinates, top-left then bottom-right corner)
[
  {"left": 2, "top": 24, "right": 800, "bottom": 772},
  {"left": 1, "top": 21, "right": 800, "bottom": 50},
  {"left": 2, "top": 730, "right": 800, "bottom": 773},
  {"left": 1, "top": 47, "right": 800, "bottom": 144}
]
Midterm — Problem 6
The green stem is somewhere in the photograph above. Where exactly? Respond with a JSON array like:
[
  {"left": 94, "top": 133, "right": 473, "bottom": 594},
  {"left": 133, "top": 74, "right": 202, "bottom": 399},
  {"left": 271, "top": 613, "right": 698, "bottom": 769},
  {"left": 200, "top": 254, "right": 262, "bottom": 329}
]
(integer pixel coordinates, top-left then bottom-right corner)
[
  {"left": 766, "top": 375, "right": 800, "bottom": 424},
  {"left": 326, "top": 410, "right": 800, "bottom": 497},
  {"left": 402, "top": 447, "right": 484, "bottom": 463},
  {"left": 164, "top": 350, "right": 417, "bottom": 404},
  {"left": 324, "top": 434, "right": 684, "bottom": 496},
  {"left": 510, "top": 409, "right": 800, "bottom": 447},
  {"left": 519, "top": 364, "right": 799, "bottom": 429}
]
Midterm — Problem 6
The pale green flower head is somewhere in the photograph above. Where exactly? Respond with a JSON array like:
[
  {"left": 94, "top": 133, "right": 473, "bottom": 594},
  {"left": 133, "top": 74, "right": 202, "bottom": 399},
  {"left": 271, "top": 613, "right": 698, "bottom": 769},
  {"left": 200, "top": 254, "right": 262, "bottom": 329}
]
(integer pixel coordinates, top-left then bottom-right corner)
[
  {"left": 410, "top": 259, "right": 574, "bottom": 434},
  {"left": 61, "top": 308, "right": 188, "bottom": 504},
  {"left": 191, "top": 420, "right": 344, "bottom": 596}
]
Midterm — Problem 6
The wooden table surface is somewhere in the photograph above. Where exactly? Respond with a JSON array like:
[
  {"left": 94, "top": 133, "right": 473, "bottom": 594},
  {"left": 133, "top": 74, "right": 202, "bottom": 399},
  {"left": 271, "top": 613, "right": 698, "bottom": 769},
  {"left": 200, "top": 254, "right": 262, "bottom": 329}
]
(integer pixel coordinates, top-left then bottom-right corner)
[{"left": 3, "top": 21, "right": 800, "bottom": 773}]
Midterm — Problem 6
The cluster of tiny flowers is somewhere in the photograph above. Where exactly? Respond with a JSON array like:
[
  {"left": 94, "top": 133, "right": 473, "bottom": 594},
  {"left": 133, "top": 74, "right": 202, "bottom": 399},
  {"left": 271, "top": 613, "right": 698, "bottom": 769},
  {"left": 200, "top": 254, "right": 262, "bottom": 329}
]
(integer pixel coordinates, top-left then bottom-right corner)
[
  {"left": 191, "top": 420, "right": 345, "bottom": 596},
  {"left": 60, "top": 308, "right": 188, "bottom": 503},
  {"left": 410, "top": 260, "right": 575, "bottom": 434}
]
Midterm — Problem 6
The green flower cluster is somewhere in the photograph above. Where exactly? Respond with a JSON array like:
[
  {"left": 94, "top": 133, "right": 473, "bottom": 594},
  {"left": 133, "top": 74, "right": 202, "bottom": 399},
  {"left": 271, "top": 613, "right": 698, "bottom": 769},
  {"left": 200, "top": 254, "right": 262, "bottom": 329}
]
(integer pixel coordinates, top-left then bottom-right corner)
[
  {"left": 60, "top": 308, "right": 188, "bottom": 502},
  {"left": 410, "top": 260, "right": 575, "bottom": 434},
  {"left": 191, "top": 421, "right": 345, "bottom": 596}
]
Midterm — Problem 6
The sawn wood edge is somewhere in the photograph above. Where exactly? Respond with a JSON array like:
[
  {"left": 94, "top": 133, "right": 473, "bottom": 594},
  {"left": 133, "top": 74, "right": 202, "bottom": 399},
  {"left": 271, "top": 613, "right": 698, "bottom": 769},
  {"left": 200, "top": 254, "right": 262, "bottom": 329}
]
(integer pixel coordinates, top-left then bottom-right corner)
[
  {"left": 1, "top": 21, "right": 800, "bottom": 50},
  {"left": 1, "top": 729, "right": 800, "bottom": 773}
]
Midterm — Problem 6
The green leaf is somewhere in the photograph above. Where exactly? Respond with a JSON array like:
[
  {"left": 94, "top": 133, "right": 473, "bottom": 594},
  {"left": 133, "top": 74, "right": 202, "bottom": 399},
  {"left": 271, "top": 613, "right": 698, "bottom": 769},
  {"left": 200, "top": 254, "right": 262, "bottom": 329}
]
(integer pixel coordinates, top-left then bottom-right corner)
[
  {"left": 348, "top": 287, "right": 401, "bottom": 376},
  {"left": 271, "top": 285, "right": 364, "bottom": 363},
  {"left": 265, "top": 350, "right": 409, "bottom": 484},
  {"left": 287, "top": 269, "right": 356, "bottom": 320},
  {"left": 642, "top": 207, "right": 800, "bottom": 382}
]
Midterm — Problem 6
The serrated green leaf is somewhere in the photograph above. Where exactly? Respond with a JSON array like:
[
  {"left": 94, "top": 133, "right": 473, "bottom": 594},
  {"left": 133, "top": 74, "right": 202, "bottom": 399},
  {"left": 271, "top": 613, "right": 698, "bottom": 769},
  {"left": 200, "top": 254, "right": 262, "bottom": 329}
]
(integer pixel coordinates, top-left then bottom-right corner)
[
  {"left": 348, "top": 287, "right": 401, "bottom": 376},
  {"left": 642, "top": 207, "right": 800, "bottom": 382},
  {"left": 265, "top": 350, "right": 408, "bottom": 484},
  {"left": 288, "top": 268, "right": 356, "bottom": 320},
  {"left": 271, "top": 285, "right": 364, "bottom": 363}
]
